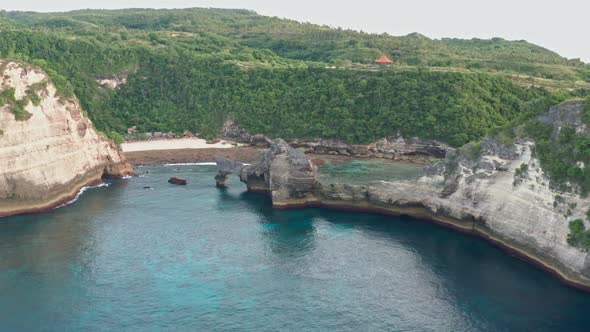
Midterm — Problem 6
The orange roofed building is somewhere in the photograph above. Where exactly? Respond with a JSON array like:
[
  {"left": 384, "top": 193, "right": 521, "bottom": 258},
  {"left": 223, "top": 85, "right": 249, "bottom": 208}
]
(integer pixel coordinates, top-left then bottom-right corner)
[{"left": 374, "top": 55, "right": 393, "bottom": 64}]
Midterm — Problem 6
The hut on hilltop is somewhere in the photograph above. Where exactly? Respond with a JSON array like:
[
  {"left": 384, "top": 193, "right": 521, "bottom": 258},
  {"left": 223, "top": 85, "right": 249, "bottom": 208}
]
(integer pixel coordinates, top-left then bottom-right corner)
[{"left": 374, "top": 55, "right": 393, "bottom": 65}]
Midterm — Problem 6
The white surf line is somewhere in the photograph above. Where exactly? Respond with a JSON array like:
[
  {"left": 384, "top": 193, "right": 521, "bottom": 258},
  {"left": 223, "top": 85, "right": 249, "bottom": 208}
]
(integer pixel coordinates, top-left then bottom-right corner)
[
  {"left": 163, "top": 162, "right": 251, "bottom": 166},
  {"left": 55, "top": 183, "right": 110, "bottom": 209},
  {"left": 164, "top": 162, "right": 217, "bottom": 166}
]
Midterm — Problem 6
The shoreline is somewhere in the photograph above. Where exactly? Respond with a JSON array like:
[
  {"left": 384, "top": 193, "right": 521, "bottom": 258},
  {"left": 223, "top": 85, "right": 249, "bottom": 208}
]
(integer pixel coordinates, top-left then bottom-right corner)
[
  {"left": 271, "top": 198, "right": 590, "bottom": 293},
  {"left": 123, "top": 146, "right": 432, "bottom": 167},
  {"left": 0, "top": 168, "right": 105, "bottom": 218},
  {"left": 124, "top": 147, "right": 263, "bottom": 166},
  {"left": 6, "top": 148, "right": 590, "bottom": 293}
]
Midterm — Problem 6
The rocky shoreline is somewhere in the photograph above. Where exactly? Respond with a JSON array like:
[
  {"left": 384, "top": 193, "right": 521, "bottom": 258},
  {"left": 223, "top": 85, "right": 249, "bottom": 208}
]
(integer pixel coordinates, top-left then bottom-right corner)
[
  {"left": 0, "top": 167, "right": 103, "bottom": 217},
  {"left": 215, "top": 127, "right": 590, "bottom": 292},
  {"left": 124, "top": 147, "right": 263, "bottom": 166},
  {"left": 222, "top": 120, "right": 452, "bottom": 163},
  {"left": 284, "top": 200, "right": 590, "bottom": 293}
]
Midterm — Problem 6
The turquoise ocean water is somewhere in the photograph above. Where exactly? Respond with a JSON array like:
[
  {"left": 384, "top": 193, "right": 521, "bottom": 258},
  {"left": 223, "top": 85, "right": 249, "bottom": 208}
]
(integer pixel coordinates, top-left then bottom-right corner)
[{"left": 1, "top": 165, "right": 590, "bottom": 331}]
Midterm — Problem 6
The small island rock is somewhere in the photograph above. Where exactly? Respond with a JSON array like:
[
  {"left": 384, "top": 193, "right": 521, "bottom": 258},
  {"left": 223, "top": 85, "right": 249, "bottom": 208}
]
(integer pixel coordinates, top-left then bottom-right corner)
[{"left": 168, "top": 177, "right": 187, "bottom": 185}]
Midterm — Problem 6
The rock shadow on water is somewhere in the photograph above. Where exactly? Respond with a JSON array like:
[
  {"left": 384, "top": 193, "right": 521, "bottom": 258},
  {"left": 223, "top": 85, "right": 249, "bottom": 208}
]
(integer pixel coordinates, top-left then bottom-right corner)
[{"left": 216, "top": 189, "right": 319, "bottom": 260}]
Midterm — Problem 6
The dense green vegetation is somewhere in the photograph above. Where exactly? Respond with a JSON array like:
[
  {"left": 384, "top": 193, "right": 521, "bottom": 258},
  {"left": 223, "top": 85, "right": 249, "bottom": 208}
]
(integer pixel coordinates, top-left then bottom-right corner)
[
  {"left": 100, "top": 56, "right": 543, "bottom": 145},
  {"left": 2, "top": 8, "right": 588, "bottom": 81},
  {"left": 0, "top": 8, "right": 588, "bottom": 146},
  {"left": 531, "top": 125, "right": 590, "bottom": 194},
  {"left": 568, "top": 209, "right": 590, "bottom": 251},
  {"left": 516, "top": 97, "right": 590, "bottom": 195}
]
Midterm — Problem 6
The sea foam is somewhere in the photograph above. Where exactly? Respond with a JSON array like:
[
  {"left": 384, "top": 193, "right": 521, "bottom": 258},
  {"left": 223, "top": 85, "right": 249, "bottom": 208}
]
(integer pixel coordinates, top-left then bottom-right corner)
[{"left": 56, "top": 183, "right": 110, "bottom": 209}]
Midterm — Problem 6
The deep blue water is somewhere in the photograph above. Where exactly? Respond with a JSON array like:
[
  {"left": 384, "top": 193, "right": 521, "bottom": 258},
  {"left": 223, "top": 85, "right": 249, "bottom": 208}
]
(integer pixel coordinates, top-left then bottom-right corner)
[{"left": 2, "top": 165, "right": 590, "bottom": 331}]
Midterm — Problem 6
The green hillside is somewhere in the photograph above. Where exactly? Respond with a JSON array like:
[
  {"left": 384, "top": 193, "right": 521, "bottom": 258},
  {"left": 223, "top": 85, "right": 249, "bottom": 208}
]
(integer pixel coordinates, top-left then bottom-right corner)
[{"left": 0, "top": 8, "right": 588, "bottom": 146}]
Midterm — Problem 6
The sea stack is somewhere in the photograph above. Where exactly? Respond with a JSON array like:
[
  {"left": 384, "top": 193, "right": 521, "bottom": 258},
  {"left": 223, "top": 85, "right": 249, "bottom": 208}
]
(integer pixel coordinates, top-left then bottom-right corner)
[
  {"left": 215, "top": 140, "right": 319, "bottom": 207},
  {"left": 0, "top": 60, "right": 133, "bottom": 217}
]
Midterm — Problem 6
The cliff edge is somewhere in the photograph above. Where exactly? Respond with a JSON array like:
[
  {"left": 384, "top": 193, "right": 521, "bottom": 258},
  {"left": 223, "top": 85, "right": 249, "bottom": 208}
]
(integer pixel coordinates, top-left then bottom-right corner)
[
  {"left": 217, "top": 100, "right": 590, "bottom": 290},
  {"left": 0, "top": 60, "right": 133, "bottom": 217}
]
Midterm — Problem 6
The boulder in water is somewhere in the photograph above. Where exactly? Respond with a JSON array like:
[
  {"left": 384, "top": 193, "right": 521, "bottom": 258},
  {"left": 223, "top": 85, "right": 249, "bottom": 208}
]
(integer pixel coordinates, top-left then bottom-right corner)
[{"left": 168, "top": 177, "right": 187, "bottom": 185}]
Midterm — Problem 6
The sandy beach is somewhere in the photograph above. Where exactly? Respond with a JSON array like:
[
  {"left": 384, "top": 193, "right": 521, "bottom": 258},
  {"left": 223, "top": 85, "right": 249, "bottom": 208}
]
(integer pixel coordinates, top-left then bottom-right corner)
[
  {"left": 122, "top": 138, "right": 262, "bottom": 165},
  {"left": 121, "top": 138, "right": 236, "bottom": 153}
]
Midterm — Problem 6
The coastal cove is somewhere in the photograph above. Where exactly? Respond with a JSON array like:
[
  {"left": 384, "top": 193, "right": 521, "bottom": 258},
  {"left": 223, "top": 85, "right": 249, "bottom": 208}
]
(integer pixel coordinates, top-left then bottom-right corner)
[
  {"left": 2, "top": 165, "right": 590, "bottom": 331},
  {"left": 124, "top": 142, "right": 590, "bottom": 294},
  {"left": 1, "top": 6, "right": 590, "bottom": 331}
]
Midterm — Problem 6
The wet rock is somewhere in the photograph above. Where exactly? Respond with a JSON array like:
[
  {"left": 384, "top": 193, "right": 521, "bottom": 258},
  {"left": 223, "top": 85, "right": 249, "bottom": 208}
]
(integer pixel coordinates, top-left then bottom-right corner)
[
  {"left": 215, "top": 171, "right": 229, "bottom": 188},
  {"left": 215, "top": 140, "right": 319, "bottom": 206},
  {"left": 168, "top": 177, "right": 187, "bottom": 185}
]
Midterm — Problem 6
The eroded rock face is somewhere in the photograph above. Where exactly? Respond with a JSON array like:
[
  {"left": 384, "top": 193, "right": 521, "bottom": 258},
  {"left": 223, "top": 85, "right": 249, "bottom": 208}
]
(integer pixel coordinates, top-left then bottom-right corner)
[
  {"left": 320, "top": 127, "right": 590, "bottom": 288},
  {"left": 368, "top": 136, "right": 450, "bottom": 159},
  {"left": 0, "top": 60, "right": 133, "bottom": 217},
  {"left": 214, "top": 156, "right": 246, "bottom": 188},
  {"left": 222, "top": 121, "right": 451, "bottom": 162},
  {"left": 96, "top": 74, "right": 127, "bottom": 89},
  {"left": 222, "top": 120, "right": 272, "bottom": 147},
  {"left": 218, "top": 101, "right": 590, "bottom": 289},
  {"left": 538, "top": 99, "right": 588, "bottom": 136},
  {"left": 215, "top": 140, "right": 319, "bottom": 206}
]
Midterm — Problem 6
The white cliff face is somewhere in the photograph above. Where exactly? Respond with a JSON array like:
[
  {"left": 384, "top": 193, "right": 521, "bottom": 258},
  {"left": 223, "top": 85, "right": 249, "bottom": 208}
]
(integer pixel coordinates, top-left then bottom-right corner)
[
  {"left": 321, "top": 136, "right": 590, "bottom": 286},
  {"left": 0, "top": 61, "right": 132, "bottom": 217},
  {"left": 417, "top": 141, "right": 586, "bottom": 276}
]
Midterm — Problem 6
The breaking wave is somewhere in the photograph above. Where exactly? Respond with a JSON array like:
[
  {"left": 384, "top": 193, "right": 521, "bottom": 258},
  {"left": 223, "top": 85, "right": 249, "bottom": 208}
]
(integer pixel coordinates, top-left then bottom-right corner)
[{"left": 56, "top": 183, "right": 110, "bottom": 209}]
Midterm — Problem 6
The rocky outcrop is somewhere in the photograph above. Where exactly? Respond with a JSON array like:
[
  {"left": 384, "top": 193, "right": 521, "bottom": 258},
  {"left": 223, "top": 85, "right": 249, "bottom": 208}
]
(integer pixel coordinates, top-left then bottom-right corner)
[
  {"left": 319, "top": 137, "right": 590, "bottom": 289},
  {"left": 222, "top": 121, "right": 451, "bottom": 162},
  {"left": 289, "top": 136, "right": 450, "bottom": 161},
  {"left": 219, "top": 101, "right": 590, "bottom": 290},
  {"left": 96, "top": 75, "right": 127, "bottom": 89},
  {"left": 222, "top": 120, "right": 272, "bottom": 147},
  {"left": 215, "top": 140, "right": 319, "bottom": 206},
  {"left": 0, "top": 60, "right": 133, "bottom": 217},
  {"left": 538, "top": 99, "right": 588, "bottom": 136},
  {"left": 317, "top": 100, "right": 590, "bottom": 290}
]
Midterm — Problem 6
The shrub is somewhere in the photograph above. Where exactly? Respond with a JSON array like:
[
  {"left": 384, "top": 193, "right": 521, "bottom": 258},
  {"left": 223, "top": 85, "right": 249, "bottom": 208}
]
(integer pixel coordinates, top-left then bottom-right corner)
[
  {"left": 106, "top": 131, "right": 124, "bottom": 146},
  {"left": 567, "top": 219, "right": 590, "bottom": 251}
]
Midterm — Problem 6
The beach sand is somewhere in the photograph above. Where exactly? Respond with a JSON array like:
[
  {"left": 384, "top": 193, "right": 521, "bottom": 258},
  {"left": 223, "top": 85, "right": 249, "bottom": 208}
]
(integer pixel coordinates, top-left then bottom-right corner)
[
  {"left": 121, "top": 138, "right": 429, "bottom": 166},
  {"left": 121, "top": 138, "right": 236, "bottom": 152}
]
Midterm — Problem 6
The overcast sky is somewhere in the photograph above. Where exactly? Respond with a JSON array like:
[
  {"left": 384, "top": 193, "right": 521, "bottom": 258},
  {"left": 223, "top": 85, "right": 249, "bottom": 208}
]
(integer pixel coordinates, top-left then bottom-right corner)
[{"left": 1, "top": 0, "right": 588, "bottom": 62}]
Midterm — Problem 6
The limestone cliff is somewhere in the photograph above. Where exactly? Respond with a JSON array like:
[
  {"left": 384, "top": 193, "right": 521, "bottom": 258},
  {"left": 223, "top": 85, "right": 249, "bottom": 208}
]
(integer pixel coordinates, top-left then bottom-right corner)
[
  {"left": 0, "top": 60, "right": 133, "bottom": 217},
  {"left": 320, "top": 100, "right": 590, "bottom": 289},
  {"left": 219, "top": 100, "right": 590, "bottom": 290},
  {"left": 320, "top": 138, "right": 590, "bottom": 289}
]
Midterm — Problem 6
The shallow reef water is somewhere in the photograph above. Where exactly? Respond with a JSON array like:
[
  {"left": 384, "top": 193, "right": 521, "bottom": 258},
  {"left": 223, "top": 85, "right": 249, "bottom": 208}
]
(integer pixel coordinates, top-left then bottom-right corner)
[
  {"left": 1, "top": 165, "right": 590, "bottom": 331},
  {"left": 317, "top": 159, "right": 424, "bottom": 185}
]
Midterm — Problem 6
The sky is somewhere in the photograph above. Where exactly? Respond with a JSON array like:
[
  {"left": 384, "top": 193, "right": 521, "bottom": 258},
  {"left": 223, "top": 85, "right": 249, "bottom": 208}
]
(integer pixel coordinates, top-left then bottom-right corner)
[{"left": 1, "top": 0, "right": 588, "bottom": 62}]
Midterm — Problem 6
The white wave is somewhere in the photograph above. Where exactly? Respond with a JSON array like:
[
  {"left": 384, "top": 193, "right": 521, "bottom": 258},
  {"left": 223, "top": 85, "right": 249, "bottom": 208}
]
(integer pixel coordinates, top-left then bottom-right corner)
[
  {"left": 164, "top": 162, "right": 217, "bottom": 166},
  {"left": 121, "top": 175, "right": 133, "bottom": 179},
  {"left": 56, "top": 183, "right": 110, "bottom": 209}
]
